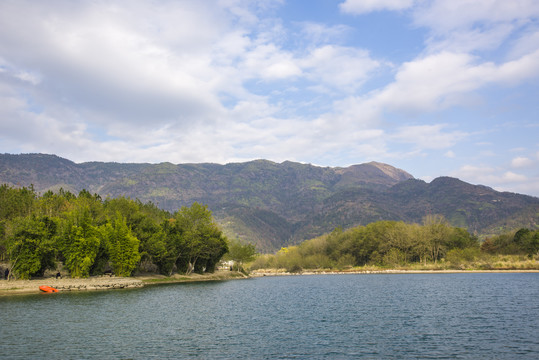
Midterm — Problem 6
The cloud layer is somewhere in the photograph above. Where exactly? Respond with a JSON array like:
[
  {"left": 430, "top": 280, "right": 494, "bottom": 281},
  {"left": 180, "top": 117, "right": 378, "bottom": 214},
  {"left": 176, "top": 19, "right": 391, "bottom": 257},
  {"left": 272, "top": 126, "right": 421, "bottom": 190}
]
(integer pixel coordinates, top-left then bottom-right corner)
[{"left": 0, "top": 0, "right": 538, "bottom": 196}]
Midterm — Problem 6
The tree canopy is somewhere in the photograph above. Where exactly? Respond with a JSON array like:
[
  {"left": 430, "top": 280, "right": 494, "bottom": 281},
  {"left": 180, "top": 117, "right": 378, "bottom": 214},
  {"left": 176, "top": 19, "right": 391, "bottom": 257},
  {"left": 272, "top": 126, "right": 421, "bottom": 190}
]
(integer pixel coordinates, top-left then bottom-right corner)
[
  {"left": 251, "top": 217, "right": 489, "bottom": 272},
  {"left": 0, "top": 185, "right": 229, "bottom": 279}
]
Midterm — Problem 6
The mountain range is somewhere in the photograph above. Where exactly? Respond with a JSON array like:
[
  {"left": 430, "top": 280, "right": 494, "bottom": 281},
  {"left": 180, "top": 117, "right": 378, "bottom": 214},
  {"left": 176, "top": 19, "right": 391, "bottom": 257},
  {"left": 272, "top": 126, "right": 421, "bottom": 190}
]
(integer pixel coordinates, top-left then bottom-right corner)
[{"left": 1, "top": 153, "right": 538, "bottom": 252}]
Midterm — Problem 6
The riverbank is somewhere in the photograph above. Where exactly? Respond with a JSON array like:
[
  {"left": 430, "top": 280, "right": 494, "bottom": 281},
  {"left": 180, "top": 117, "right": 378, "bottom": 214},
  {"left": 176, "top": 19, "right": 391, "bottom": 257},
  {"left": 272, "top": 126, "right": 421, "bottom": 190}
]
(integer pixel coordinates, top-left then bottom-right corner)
[
  {"left": 250, "top": 268, "right": 539, "bottom": 276},
  {"left": 0, "top": 271, "right": 248, "bottom": 295},
  {"left": 138, "top": 271, "right": 249, "bottom": 286},
  {"left": 3, "top": 268, "right": 536, "bottom": 295}
]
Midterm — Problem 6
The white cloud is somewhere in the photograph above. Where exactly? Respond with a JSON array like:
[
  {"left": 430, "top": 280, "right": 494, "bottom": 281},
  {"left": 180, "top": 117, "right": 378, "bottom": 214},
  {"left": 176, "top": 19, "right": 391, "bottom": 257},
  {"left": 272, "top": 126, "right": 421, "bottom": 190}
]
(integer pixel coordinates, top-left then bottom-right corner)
[
  {"left": 340, "top": 0, "right": 415, "bottom": 15},
  {"left": 336, "top": 50, "right": 539, "bottom": 122},
  {"left": 391, "top": 124, "right": 466, "bottom": 150},
  {"left": 424, "top": 24, "right": 515, "bottom": 54},
  {"left": 14, "top": 71, "right": 42, "bottom": 85},
  {"left": 501, "top": 171, "right": 527, "bottom": 182},
  {"left": 298, "top": 22, "right": 351, "bottom": 45},
  {"left": 454, "top": 164, "right": 495, "bottom": 181},
  {"left": 296, "top": 44, "right": 539, "bottom": 163},
  {"left": 452, "top": 165, "right": 498, "bottom": 185},
  {"left": 510, "top": 147, "right": 526, "bottom": 152},
  {"left": 451, "top": 164, "right": 539, "bottom": 195},
  {"left": 479, "top": 150, "right": 496, "bottom": 158},
  {"left": 511, "top": 156, "right": 534, "bottom": 168},
  {"left": 495, "top": 49, "right": 539, "bottom": 85},
  {"left": 412, "top": 0, "right": 539, "bottom": 57},
  {"left": 376, "top": 52, "right": 488, "bottom": 113},
  {"left": 0, "top": 0, "right": 235, "bottom": 128},
  {"left": 413, "top": 0, "right": 539, "bottom": 33},
  {"left": 509, "top": 29, "right": 539, "bottom": 60},
  {"left": 0, "top": 0, "right": 539, "bottom": 198},
  {"left": 241, "top": 43, "right": 302, "bottom": 80},
  {"left": 300, "top": 45, "right": 381, "bottom": 92}
]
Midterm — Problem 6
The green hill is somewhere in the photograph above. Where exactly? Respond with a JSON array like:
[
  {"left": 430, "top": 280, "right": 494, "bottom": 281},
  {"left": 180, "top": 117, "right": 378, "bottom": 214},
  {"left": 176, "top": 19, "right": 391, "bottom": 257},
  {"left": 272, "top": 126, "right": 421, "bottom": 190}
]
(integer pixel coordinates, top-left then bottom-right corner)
[{"left": 1, "top": 153, "right": 538, "bottom": 252}]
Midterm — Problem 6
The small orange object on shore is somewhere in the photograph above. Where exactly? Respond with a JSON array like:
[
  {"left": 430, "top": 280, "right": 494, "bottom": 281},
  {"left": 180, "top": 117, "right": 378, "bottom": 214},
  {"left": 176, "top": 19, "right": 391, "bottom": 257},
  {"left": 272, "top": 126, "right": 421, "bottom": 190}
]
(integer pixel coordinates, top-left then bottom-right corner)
[{"left": 39, "top": 285, "right": 58, "bottom": 293}]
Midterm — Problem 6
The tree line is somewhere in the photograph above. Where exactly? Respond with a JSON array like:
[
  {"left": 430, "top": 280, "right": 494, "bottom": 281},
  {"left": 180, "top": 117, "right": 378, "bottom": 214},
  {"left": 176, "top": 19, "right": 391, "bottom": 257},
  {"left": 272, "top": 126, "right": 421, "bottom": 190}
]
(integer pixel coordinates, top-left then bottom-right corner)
[
  {"left": 0, "top": 184, "right": 229, "bottom": 279},
  {"left": 251, "top": 215, "right": 539, "bottom": 272},
  {"left": 2, "top": 184, "right": 536, "bottom": 278}
]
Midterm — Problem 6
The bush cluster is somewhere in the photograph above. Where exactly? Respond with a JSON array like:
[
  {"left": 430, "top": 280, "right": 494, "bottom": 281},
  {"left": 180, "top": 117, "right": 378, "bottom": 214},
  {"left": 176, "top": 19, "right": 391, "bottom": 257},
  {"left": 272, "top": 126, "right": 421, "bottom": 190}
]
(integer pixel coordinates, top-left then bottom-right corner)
[{"left": 251, "top": 216, "right": 539, "bottom": 271}]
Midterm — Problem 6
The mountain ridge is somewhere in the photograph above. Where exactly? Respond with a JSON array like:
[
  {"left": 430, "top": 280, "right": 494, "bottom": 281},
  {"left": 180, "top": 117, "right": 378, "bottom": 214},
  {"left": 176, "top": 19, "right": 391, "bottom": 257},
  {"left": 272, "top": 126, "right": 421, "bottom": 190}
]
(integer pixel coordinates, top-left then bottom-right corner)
[{"left": 1, "top": 153, "right": 538, "bottom": 252}]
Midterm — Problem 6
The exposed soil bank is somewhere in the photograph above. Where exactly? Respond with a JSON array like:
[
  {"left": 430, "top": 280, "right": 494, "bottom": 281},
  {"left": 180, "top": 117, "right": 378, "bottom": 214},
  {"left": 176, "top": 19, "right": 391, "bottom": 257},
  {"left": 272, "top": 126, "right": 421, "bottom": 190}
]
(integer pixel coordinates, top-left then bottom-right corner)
[{"left": 0, "top": 271, "right": 248, "bottom": 296}]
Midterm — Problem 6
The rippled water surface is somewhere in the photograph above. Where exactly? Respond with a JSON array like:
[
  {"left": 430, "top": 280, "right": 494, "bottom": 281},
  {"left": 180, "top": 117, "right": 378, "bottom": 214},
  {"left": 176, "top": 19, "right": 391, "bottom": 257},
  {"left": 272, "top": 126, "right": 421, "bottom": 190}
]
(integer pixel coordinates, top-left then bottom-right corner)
[{"left": 1, "top": 273, "right": 538, "bottom": 359}]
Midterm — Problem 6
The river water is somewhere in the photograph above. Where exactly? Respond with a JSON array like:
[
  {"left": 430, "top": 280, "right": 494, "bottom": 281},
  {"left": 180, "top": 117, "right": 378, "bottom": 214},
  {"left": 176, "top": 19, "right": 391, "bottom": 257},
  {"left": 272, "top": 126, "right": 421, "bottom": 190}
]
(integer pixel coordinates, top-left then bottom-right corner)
[{"left": 1, "top": 273, "right": 538, "bottom": 359}]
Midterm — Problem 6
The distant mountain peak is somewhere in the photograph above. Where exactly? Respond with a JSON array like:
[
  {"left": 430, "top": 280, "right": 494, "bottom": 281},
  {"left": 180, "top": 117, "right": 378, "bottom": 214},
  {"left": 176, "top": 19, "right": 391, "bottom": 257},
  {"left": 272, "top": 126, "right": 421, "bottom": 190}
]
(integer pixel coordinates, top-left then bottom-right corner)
[
  {"left": 334, "top": 161, "right": 413, "bottom": 188},
  {"left": 366, "top": 161, "right": 414, "bottom": 182}
]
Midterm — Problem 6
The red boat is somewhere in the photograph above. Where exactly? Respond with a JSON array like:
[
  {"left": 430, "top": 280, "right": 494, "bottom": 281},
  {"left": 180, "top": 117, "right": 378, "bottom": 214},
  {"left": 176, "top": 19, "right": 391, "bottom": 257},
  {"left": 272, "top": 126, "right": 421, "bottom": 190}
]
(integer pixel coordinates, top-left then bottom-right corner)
[{"left": 39, "top": 285, "right": 58, "bottom": 293}]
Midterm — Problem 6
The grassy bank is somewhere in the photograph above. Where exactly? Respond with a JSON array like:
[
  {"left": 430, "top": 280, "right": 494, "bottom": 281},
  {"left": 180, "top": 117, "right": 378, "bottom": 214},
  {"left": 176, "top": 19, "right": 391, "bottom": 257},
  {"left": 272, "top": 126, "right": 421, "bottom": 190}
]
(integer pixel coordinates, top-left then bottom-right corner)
[
  {"left": 250, "top": 251, "right": 539, "bottom": 273},
  {"left": 249, "top": 254, "right": 539, "bottom": 274},
  {"left": 251, "top": 269, "right": 539, "bottom": 277}
]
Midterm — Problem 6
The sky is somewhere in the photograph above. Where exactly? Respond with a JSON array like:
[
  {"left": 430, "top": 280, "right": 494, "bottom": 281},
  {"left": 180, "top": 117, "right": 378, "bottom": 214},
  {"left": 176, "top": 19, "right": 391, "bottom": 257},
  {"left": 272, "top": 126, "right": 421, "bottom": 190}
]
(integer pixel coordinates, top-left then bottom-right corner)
[{"left": 0, "top": 0, "right": 538, "bottom": 197}]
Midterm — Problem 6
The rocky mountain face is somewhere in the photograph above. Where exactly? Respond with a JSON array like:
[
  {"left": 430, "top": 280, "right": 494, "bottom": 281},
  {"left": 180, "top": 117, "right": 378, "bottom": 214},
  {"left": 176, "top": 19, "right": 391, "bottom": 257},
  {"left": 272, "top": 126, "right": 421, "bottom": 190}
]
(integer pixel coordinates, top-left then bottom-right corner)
[{"left": 1, "top": 153, "right": 538, "bottom": 252}]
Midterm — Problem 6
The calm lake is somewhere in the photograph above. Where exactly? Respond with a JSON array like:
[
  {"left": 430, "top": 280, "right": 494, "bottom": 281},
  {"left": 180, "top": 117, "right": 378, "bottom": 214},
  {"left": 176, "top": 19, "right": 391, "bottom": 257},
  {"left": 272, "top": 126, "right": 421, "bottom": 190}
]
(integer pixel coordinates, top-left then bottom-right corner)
[{"left": 1, "top": 273, "right": 538, "bottom": 359}]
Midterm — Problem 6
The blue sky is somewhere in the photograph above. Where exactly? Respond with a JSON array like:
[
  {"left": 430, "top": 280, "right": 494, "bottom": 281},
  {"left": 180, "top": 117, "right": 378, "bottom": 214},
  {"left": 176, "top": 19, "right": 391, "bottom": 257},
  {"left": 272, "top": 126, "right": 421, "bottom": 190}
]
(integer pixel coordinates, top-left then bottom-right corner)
[{"left": 0, "top": 0, "right": 538, "bottom": 196}]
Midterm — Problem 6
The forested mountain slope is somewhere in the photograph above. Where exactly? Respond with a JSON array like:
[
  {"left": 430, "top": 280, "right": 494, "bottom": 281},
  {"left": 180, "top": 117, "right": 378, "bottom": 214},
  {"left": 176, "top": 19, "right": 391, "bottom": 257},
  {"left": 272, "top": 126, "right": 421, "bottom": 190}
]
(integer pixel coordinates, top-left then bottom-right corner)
[{"left": 1, "top": 153, "right": 538, "bottom": 252}]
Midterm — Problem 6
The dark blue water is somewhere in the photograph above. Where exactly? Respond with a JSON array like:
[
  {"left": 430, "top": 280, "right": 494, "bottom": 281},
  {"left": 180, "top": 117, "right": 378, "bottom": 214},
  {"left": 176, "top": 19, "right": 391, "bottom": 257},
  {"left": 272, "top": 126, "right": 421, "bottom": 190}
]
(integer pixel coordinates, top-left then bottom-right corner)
[{"left": 1, "top": 273, "right": 538, "bottom": 359}]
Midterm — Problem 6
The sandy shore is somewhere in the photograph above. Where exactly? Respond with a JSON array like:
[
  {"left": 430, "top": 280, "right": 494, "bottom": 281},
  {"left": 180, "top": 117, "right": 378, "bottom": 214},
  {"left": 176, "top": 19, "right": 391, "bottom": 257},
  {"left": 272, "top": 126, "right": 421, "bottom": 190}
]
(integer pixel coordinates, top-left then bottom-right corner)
[{"left": 0, "top": 271, "right": 248, "bottom": 296}]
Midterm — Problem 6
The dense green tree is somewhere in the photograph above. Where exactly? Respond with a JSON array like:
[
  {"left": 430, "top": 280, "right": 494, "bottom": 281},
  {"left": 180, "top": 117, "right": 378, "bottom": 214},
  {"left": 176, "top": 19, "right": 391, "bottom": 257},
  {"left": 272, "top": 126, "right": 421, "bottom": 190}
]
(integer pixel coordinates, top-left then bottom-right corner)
[
  {"left": 423, "top": 214, "right": 452, "bottom": 264},
  {"left": 172, "top": 203, "right": 228, "bottom": 274},
  {"left": 524, "top": 230, "right": 539, "bottom": 257},
  {"left": 382, "top": 248, "right": 407, "bottom": 267},
  {"left": 480, "top": 229, "right": 539, "bottom": 256},
  {"left": 74, "top": 189, "right": 106, "bottom": 226},
  {"left": 103, "top": 197, "right": 140, "bottom": 227},
  {"left": 0, "top": 185, "right": 38, "bottom": 261},
  {"left": 514, "top": 228, "right": 531, "bottom": 246},
  {"left": 225, "top": 239, "right": 257, "bottom": 271},
  {"left": 331, "top": 227, "right": 363, "bottom": 266},
  {"left": 61, "top": 208, "right": 102, "bottom": 278},
  {"left": 0, "top": 186, "right": 229, "bottom": 277},
  {"left": 160, "top": 218, "right": 186, "bottom": 275},
  {"left": 104, "top": 199, "right": 170, "bottom": 273},
  {"left": 193, "top": 228, "right": 228, "bottom": 273},
  {"left": 480, "top": 237, "right": 497, "bottom": 253},
  {"left": 0, "top": 184, "right": 36, "bottom": 220},
  {"left": 38, "top": 190, "right": 72, "bottom": 218},
  {"left": 512, "top": 228, "right": 539, "bottom": 257},
  {"left": 446, "top": 227, "right": 479, "bottom": 250},
  {"left": 156, "top": 203, "right": 229, "bottom": 275},
  {"left": 139, "top": 226, "right": 167, "bottom": 273},
  {"left": 103, "top": 214, "right": 141, "bottom": 276},
  {"left": 250, "top": 215, "right": 497, "bottom": 271},
  {"left": 379, "top": 221, "right": 414, "bottom": 264},
  {"left": 5, "top": 216, "right": 58, "bottom": 279}
]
